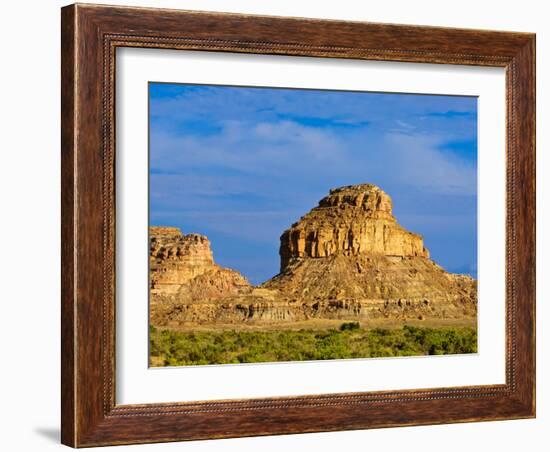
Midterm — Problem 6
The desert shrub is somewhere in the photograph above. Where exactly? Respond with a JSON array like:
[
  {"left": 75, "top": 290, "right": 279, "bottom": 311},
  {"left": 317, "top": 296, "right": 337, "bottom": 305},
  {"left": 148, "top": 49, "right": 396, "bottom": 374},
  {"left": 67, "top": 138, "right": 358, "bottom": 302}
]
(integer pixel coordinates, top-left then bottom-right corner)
[
  {"left": 149, "top": 325, "right": 477, "bottom": 366},
  {"left": 339, "top": 321, "right": 360, "bottom": 331}
]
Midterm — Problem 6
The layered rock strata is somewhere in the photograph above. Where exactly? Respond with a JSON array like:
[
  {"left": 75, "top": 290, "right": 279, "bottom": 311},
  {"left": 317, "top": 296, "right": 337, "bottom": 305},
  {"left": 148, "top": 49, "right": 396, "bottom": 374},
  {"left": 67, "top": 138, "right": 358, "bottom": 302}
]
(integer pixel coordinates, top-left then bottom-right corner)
[
  {"left": 149, "top": 185, "right": 477, "bottom": 327},
  {"left": 149, "top": 227, "right": 251, "bottom": 299}
]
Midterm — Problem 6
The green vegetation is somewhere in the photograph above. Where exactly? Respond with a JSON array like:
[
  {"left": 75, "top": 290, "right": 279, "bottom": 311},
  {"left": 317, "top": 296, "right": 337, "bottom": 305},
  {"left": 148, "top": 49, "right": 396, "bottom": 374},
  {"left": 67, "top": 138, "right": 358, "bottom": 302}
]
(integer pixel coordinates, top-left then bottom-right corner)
[
  {"left": 339, "top": 321, "right": 361, "bottom": 331},
  {"left": 150, "top": 324, "right": 477, "bottom": 366}
]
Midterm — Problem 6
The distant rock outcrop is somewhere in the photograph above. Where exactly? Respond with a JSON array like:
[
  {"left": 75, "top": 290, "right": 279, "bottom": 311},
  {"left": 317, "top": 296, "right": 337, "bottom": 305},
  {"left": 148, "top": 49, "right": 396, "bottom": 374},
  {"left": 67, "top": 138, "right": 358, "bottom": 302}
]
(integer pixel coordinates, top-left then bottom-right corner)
[
  {"left": 150, "top": 227, "right": 251, "bottom": 299},
  {"left": 150, "top": 184, "right": 477, "bottom": 327}
]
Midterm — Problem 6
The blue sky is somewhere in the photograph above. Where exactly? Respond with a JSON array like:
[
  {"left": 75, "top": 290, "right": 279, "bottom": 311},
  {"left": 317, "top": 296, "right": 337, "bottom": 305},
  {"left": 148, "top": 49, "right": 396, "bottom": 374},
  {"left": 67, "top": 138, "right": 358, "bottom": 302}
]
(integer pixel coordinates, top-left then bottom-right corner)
[{"left": 149, "top": 83, "right": 477, "bottom": 284}]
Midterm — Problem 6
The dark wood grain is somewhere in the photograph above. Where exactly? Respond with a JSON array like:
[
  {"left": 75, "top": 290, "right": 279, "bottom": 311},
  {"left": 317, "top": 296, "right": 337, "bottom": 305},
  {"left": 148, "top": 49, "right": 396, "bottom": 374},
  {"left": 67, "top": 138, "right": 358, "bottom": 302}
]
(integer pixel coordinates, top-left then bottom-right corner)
[
  {"left": 61, "top": 3, "right": 536, "bottom": 447},
  {"left": 60, "top": 5, "right": 76, "bottom": 447}
]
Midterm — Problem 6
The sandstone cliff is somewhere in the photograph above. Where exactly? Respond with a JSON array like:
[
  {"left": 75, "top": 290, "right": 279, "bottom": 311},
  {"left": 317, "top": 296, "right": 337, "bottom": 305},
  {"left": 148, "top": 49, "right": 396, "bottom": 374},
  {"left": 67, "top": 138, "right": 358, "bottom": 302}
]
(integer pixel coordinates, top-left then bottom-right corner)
[
  {"left": 150, "top": 227, "right": 251, "bottom": 301},
  {"left": 280, "top": 184, "right": 428, "bottom": 271},
  {"left": 150, "top": 184, "right": 477, "bottom": 327}
]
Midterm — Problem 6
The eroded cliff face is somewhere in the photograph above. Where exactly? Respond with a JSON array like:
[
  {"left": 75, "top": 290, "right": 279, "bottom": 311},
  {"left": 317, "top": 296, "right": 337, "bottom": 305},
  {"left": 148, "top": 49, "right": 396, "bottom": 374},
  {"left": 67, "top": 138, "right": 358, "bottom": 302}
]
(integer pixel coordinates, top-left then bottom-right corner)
[
  {"left": 149, "top": 227, "right": 251, "bottom": 299},
  {"left": 149, "top": 184, "right": 477, "bottom": 327},
  {"left": 280, "top": 184, "right": 428, "bottom": 272}
]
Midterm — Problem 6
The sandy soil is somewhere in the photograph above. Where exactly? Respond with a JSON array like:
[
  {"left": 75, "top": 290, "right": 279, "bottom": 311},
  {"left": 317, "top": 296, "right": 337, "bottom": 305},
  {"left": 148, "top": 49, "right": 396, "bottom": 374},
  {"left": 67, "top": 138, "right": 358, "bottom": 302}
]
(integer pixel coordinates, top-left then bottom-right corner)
[{"left": 153, "top": 317, "right": 477, "bottom": 333}]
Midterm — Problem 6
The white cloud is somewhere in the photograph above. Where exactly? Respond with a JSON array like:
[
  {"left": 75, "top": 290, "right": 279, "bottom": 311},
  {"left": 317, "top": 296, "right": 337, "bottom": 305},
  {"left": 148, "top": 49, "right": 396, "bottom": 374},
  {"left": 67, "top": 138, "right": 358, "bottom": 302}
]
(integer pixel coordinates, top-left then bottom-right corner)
[
  {"left": 380, "top": 132, "right": 476, "bottom": 196},
  {"left": 150, "top": 119, "right": 348, "bottom": 176}
]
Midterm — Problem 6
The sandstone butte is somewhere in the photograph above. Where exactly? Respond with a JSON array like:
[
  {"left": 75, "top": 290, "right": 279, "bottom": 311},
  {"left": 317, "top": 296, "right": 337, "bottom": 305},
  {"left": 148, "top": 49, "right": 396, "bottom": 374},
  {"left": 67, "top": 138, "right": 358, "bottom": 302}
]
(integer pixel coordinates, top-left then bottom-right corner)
[{"left": 150, "top": 184, "right": 477, "bottom": 327}]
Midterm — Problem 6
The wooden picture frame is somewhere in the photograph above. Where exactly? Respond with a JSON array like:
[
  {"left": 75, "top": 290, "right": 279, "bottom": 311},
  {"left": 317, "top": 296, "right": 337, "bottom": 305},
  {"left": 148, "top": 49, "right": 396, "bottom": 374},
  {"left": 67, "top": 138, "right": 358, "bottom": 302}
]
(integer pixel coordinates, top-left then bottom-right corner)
[{"left": 61, "top": 3, "right": 535, "bottom": 447}]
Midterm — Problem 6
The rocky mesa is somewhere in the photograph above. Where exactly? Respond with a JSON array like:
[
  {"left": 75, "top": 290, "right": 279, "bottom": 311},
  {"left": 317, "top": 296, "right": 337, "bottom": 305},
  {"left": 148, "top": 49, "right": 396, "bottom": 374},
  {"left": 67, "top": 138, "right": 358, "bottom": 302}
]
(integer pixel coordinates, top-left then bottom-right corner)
[
  {"left": 150, "top": 227, "right": 251, "bottom": 301},
  {"left": 279, "top": 184, "right": 428, "bottom": 271},
  {"left": 150, "top": 184, "right": 477, "bottom": 327}
]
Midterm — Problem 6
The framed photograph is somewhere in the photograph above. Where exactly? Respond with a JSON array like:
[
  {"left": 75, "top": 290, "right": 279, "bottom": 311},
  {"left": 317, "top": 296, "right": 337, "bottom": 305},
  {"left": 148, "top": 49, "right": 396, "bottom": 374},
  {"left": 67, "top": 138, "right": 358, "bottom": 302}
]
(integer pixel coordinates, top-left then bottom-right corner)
[{"left": 61, "top": 3, "right": 535, "bottom": 447}]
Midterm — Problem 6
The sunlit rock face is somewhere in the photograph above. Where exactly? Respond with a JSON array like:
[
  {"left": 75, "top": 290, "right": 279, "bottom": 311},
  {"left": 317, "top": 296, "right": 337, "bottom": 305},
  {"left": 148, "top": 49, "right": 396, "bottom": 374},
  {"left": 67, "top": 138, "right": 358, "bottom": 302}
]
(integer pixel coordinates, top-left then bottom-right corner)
[
  {"left": 149, "top": 184, "right": 477, "bottom": 327},
  {"left": 149, "top": 227, "right": 250, "bottom": 296},
  {"left": 279, "top": 184, "right": 429, "bottom": 272}
]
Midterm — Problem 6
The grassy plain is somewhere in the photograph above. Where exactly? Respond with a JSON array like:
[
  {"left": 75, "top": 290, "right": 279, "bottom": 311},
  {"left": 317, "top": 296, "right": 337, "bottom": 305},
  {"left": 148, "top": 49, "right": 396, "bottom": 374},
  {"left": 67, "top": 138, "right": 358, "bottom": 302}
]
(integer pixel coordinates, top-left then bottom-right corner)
[{"left": 149, "top": 323, "right": 477, "bottom": 367}]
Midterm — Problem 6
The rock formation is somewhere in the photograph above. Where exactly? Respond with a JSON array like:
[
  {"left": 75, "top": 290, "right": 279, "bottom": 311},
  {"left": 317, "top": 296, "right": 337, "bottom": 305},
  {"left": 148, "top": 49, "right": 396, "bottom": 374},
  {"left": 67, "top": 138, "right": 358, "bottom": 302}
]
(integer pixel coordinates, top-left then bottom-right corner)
[
  {"left": 150, "top": 184, "right": 477, "bottom": 327},
  {"left": 279, "top": 184, "right": 428, "bottom": 271},
  {"left": 150, "top": 227, "right": 251, "bottom": 300}
]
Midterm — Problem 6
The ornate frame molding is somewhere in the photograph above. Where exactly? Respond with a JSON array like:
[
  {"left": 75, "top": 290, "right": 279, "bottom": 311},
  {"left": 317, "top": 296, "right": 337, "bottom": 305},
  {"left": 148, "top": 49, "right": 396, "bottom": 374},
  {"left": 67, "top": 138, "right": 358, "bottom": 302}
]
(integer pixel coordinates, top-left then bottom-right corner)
[{"left": 62, "top": 4, "right": 535, "bottom": 447}]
